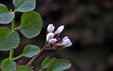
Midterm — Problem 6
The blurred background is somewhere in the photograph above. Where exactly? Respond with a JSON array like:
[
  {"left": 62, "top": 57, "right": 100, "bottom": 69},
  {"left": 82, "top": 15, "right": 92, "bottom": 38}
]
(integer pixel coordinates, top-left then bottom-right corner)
[{"left": 0, "top": 0, "right": 113, "bottom": 71}]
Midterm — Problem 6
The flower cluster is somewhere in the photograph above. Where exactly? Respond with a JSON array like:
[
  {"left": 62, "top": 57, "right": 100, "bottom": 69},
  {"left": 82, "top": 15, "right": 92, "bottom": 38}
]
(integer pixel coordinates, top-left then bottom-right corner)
[{"left": 46, "top": 24, "right": 72, "bottom": 49}]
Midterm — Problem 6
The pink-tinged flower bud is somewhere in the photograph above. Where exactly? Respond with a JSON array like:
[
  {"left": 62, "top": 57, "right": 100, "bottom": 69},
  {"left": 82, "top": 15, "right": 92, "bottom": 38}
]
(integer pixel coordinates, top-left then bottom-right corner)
[
  {"left": 46, "top": 33, "right": 54, "bottom": 41},
  {"left": 55, "top": 25, "right": 64, "bottom": 35},
  {"left": 62, "top": 36, "right": 72, "bottom": 47},
  {"left": 47, "top": 24, "right": 55, "bottom": 32},
  {"left": 49, "top": 38, "right": 57, "bottom": 44}
]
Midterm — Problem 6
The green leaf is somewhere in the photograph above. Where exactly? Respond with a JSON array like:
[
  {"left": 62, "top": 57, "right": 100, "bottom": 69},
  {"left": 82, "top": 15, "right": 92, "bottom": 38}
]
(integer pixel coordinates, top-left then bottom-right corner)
[
  {"left": 23, "top": 45, "right": 40, "bottom": 57},
  {"left": 17, "top": 66, "right": 32, "bottom": 71},
  {"left": 1, "top": 58, "right": 16, "bottom": 71},
  {"left": 19, "top": 11, "right": 43, "bottom": 38},
  {"left": 40, "top": 57, "right": 52, "bottom": 71},
  {"left": 0, "top": 4, "right": 14, "bottom": 24},
  {"left": 13, "top": 0, "right": 36, "bottom": 12},
  {"left": 47, "top": 58, "right": 71, "bottom": 71},
  {"left": 0, "top": 27, "right": 20, "bottom": 51}
]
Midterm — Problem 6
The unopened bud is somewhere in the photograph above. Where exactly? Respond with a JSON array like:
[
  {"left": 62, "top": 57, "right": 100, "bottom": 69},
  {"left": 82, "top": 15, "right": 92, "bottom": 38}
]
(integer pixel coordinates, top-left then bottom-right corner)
[
  {"left": 55, "top": 25, "right": 64, "bottom": 35},
  {"left": 46, "top": 33, "right": 54, "bottom": 41},
  {"left": 49, "top": 38, "right": 57, "bottom": 44},
  {"left": 47, "top": 24, "right": 55, "bottom": 33},
  {"left": 62, "top": 36, "right": 68, "bottom": 41},
  {"left": 62, "top": 36, "right": 72, "bottom": 47}
]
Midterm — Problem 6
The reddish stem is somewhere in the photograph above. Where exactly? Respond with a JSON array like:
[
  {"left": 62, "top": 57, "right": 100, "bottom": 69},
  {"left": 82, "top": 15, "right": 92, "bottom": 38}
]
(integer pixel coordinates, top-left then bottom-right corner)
[{"left": 26, "top": 45, "right": 47, "bottom": 66}]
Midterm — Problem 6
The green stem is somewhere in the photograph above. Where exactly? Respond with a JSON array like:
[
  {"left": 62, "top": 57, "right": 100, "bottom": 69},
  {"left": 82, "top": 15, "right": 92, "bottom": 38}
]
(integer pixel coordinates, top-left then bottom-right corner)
[
  {"left": 9, "top": 49, "right": 14, "bottom": 60},
  {"left": 12, "top": 54, "right": 23, "bottom": 61},
  {"left": 14, "top": 26, "right": 21, "bottom": 31},
  {"left": 14, "top": 9, "right": 17, "bottom": 13},
  {"left": 12, "top": 19, "right": 15, "bottom": 31},
  {"left": 39, "top": 69, "right": 43, "bottom": 71},
  {"left": 9, "top": 17, "right": 15, "bottom": 60},
  {"left": 26, "top": 45, "right": 47, "bottom": 66}
]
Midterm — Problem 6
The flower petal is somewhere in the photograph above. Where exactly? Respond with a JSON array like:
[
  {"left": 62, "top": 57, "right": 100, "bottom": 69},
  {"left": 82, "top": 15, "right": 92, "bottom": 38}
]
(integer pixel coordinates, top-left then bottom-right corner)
[
  {"left": 62, "top": 36, "right": 69, "bottom": 41},
  {"left": 55, "top": 25, "right": 64, "bottom": 35},
  {"left": 46, "top": 33, "right": 54, "bottom": 41},
  {"left": 47, "top": 24, "right": 55, "bottom": 32},
  {"left": 49, "top": 38, "right": 57, "bottom": 44},
  {"left": 62, "top": 39, "right": 72, "bottom": 47}
]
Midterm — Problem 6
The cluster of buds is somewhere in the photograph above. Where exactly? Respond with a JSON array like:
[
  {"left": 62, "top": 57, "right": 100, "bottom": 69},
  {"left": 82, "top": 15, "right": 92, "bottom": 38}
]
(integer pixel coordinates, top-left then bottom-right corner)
[{"left": 45, "top": 24, "right": 72, "bottom": 49}]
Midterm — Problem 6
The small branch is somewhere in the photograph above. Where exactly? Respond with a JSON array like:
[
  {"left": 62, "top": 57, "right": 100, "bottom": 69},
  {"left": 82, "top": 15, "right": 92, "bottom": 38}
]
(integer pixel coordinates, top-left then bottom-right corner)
[
  {"left": 14, "top": 26, "right": 21, "bottom": 31},
  {"left": 26, "top": 45, "right": 47, "bottom": 66},
  {"left": 12, "top": 54, "right": 23, "bottom": 61}
]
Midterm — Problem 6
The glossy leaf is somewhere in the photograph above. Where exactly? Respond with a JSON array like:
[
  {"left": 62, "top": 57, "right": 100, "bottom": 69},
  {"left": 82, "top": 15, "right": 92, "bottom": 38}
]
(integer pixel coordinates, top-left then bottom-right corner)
[
  {"left": 0, "top": 4, "right": 14, "bottom": 24},
  {"left": 0, "top": 27, "right": 20, "bottom": 51},
  {"left": 17, "top": 66, "right": 32, "bottom": 71},
  {"left": 40, "top": 57, "right": 52, "bottom": 71},
  {"left": 19, "top": 11, "right": 43, "bottom": 38},
  {"left": 47, "top": 58, "right": 71, "bottom": 71},
  {"left": 1, "top": 58, "right": 16, "bottom": 71},
  {"left": 23, "top": 45, "right": 40, "bottom": 57},
  {"left": 13, "top": 0, "right": 36, "bottom": 12}
]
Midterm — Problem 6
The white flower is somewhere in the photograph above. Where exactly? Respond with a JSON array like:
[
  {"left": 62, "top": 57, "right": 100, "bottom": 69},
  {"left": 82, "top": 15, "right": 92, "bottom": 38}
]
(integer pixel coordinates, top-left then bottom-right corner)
[
  {"left": 46, "top": 33, "right": 54, "bottom": 41},
  {"left": 62, "top": 36, "right": 72, "bottom": 47},
  {"left": 62, "top": 36, "right": 69, "bottom": 41},
  {"left": 47, "top": 24, "right": 55, "bottom": 32},
  {"left": 49, "top": 38, "right": 57, "bottom": 44},
  {"left": 55, "top": 25, "right": 64, "bottom": 35},
  {"left": 46, "top": 32, "right": 57, "bottom": 44}
]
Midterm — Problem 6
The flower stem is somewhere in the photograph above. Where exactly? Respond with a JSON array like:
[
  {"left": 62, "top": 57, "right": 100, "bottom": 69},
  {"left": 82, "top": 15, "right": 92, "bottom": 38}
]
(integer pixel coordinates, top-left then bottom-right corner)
[{"left": 26, "top": 45, "right": 47, "bottom": 66}]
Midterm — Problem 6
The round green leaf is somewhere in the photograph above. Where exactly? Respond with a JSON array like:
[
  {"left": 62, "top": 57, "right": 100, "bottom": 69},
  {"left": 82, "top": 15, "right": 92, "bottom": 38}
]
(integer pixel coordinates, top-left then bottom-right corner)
[
  {"left": 47, "top": 58, "right": 71, "bottom": 71},
  {"left": 0, "top": 4, "right": 9, "bottom": 13},
  {"left": 17, "top": 66, "right": 32, "bottom": 71},
  {"left": 23, "top": 45, "right": 40, "bottom": 57},
  {"left": 13, "top": 0, "right": 36, "bottom": 12},
  {"left": 0, "top": 4, "right": 14, "bottom": 24},
  {"left": 0, "top": 27, "right": 20, "bottom": 51},
  {"left": 19, "top": 11, "right": 43, "bottom": 38},
  {"left": 40, "top": 57, "right": 52, "bottom": 71},
  {"left": 1, "top": 58, "right": 17, "bottom": 71}
]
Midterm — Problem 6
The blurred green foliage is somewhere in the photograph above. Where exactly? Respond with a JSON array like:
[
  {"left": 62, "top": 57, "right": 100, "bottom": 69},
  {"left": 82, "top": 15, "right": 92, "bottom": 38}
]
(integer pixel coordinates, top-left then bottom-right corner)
[{"left": 0, "top": 0, "right": 113, "bottom": 71}]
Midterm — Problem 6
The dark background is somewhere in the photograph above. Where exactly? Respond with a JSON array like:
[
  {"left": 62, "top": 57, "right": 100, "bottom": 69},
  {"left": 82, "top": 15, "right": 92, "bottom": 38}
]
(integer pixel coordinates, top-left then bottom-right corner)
[{"left": 0, "top": 0, "right": 113, "bottom": 71}]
